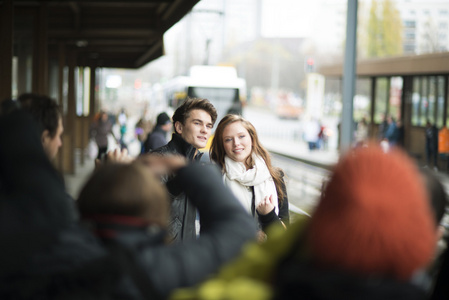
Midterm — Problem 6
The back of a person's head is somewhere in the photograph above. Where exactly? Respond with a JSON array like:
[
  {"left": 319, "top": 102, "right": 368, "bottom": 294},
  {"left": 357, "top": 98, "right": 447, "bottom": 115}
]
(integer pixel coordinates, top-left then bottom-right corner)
[
  {"left": 421, "top": 168, "right": 448, "bottom": 227},
  {"left": 156, "top": 112, "right": 172, "bottom": 127},
  {"left": 18, "top": 93, "right": 61, "bottom": 137},
  {"left": 172, "top": 97, "right": 217, "bottom": 134},
  {"left": 307, "top": 145, "right": 436, "bottom": 280},
  {"left": 77, "top": 163, "right": 169, "bottom": 228}
]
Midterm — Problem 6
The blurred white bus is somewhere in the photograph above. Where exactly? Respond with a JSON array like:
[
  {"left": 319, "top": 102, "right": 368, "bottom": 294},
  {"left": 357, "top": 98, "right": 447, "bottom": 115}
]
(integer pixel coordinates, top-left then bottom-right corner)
[{"left": 160, "top": 65, "right": 247, "bottom": 125}]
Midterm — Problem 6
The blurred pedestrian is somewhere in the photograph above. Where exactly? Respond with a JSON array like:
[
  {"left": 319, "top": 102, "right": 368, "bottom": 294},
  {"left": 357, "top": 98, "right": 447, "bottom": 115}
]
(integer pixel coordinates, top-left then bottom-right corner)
[
  {"left": 210, "top": 114, "right": 289, "bottom": 242},
  {"left": 90, "top": 110, "right": 117, "bottom": 160},
  {"left": 303, "top": 117, "right": 321, "bottom": 150},
  {"left": 426, "top": 120, "right": 439, "bottom": 170},
  {"left": 143, "top": 112, "right": 172, "bottom": 152},
  {"left": 384, "top": 115, "right": 399, "bottom": 147},
  {"left": 378, "top": 113, "right": 388, "bottom": 141},
  {"left": 117, "top": 108, "right": 128, "bottom": 150},
  {"left": 135, "top": 118, "right": 153, "bottom": 154},
  {"left": 354, "top": 117, "right": 369, "bottom": 147}
]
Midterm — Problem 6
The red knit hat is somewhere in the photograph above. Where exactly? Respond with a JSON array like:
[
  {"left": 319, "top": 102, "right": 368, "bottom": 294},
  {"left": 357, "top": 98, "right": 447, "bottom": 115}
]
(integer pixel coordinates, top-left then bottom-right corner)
[{"left": 307, "top": 145, "right": 436, "bottom": 280}]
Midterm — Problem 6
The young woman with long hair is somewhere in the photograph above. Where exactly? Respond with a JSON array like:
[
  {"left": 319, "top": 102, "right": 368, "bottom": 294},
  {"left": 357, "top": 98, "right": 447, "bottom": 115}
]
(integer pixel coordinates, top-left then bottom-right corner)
[{"left": 210, "top": 114, "right": 289, "bottom": 239}]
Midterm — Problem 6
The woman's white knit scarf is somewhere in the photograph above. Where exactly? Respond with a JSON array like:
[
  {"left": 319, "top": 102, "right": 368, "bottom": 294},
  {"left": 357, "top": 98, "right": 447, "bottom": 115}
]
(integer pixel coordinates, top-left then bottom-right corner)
[{"left": 224, "top": 154, "right": 279, "bottom": 215}]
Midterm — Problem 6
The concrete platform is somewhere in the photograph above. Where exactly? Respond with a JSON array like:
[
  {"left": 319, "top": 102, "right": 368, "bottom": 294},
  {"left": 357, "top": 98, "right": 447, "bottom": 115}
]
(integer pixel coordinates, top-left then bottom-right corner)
[{"left": 64, "top": 151, "right": 95, "bottom": 199}]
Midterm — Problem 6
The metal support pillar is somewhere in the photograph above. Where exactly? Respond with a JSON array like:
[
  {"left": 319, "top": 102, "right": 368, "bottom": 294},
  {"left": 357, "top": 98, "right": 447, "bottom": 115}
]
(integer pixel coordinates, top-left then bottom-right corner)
[{"left": 341, "top": 0, "right": 358, "bottom": 151}]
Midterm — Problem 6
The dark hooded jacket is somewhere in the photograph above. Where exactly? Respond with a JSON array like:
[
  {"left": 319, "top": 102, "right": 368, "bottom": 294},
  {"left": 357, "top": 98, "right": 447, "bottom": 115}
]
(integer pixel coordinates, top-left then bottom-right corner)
[
  {"left": 151, "top": 133, "right": 202, "bottom": 242},
  {"left": 0, "top": 111, "right": 117, "bottom": 299},
  {"left": 83, "top": 162, "right": 257, "bottom": 299}
]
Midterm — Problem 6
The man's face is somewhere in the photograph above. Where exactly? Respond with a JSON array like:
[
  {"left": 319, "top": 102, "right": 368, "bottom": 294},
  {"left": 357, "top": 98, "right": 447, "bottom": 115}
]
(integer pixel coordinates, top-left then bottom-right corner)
[
  {"left": 175, "top": 109, "right": 213, "bottom": 149},
  {"left": 42, "top": 117, "right": 64, "bottom": 160}
]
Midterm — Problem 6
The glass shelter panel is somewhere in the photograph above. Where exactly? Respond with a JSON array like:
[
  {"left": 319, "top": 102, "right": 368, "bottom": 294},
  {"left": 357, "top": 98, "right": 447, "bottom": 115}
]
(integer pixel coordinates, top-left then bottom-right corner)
[
  {"left": 353, "top": 78, "right": 371, "bottom": 122},
  {"left": 428, "top": 76, "right": 436, "bottom": 124},
  {"left": 374, "top": 77, "right": 388, "bottom": 123},
  {"left": 412, "top": 77, "right": 420, "bottom": 126},
  {"left": 389, "top": 77, "right": 403, "bottom": 122},
  {"left": 437, "top": 76, "right": 445, "bottom": 128},
  {"left": 420, "top": 77, "right": 428, "bottom": 126}
]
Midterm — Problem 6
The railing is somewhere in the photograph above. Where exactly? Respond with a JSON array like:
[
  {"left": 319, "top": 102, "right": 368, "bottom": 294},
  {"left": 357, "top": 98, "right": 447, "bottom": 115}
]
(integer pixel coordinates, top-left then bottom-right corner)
[{"left": 270, "top": 152, "right": 332, "bottom": 218}]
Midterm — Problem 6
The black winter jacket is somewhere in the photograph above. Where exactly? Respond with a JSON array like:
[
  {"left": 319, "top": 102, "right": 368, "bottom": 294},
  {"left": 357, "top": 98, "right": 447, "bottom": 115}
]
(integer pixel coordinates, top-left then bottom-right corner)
[
  {"left": 0, "top": 111, "right": 116, "bottom": 299},
  {"left": 151, "top": 133, "right": 203, "bottom": 242}
]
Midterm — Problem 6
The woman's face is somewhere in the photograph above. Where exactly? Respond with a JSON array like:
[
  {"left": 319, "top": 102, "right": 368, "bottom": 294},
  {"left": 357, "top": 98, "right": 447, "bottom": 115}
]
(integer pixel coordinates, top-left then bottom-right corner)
[{"left": 222, "top": 121, "right": 252, "bottom": 163}]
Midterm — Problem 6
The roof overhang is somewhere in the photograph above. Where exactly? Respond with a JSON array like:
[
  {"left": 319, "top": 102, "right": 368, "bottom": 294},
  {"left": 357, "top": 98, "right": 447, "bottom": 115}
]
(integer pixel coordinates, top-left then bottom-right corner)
[
  {"left": 11, "top": 0, "right": 200, "bottom": 69},
  {"left": 319, "top": 52, "right": 449, "bottom": 77}
]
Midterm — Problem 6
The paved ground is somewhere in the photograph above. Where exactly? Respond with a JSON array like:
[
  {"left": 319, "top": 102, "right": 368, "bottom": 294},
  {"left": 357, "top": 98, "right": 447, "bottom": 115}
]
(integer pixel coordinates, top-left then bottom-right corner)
[{"left": 64, "top": 150, "right": 96, "bottom": 199}]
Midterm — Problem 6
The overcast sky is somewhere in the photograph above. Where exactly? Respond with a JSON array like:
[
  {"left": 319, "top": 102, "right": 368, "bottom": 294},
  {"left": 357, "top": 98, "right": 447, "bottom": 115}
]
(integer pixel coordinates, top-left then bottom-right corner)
[{"left": 261, "top": 0, "right": 323, "bottom": 37}]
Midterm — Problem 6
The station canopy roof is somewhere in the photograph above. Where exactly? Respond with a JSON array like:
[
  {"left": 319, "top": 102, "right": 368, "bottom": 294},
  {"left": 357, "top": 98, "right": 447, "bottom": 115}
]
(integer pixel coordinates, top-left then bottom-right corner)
[{"left": 12, "top": 0, "right": 200, "bottom": 69}]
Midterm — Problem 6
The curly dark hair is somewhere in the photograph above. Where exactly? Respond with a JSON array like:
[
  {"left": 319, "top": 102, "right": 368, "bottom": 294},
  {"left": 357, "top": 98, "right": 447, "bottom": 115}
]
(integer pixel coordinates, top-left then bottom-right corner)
[{"left": 172, "top": 97, "right": 217, "bottom": 134}]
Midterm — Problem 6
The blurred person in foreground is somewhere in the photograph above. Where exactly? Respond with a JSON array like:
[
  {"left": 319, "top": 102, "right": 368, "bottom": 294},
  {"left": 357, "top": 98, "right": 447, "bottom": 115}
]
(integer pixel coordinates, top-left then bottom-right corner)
[
  {"left": 0, "top": 109, "right": 116, "bottom": 299},
  {"left": 15, "top": 93, "right": 79, "bottom": 221},
  {"left": 171, "top": 144, "right": 437, "bottom": 300},
  {"left": 422, "top": 168, "right": 449, "bottom": 299},
  {"left": 209, "top": 114, "right": 289, "bottom": 242},
  {"left": 77, "top": 153, "right": 256, "bottom": 299},
  {"left": 150, "top": 97, "right": 217, "bottom": 243}
]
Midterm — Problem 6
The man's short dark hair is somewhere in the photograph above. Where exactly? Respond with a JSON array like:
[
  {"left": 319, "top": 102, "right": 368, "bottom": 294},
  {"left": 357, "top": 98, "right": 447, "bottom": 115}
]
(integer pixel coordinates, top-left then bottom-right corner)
[
  {"left": 18, "top": 93, "right": 62, "bottom": 138},
  {"left": 172, "top": 97, "right": 217, "bottom": 134}
]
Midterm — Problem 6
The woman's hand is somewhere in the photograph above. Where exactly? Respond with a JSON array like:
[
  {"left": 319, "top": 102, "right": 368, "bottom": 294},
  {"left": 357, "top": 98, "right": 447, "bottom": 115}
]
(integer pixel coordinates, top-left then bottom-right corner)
[{"left": 256, "top": 194, "right": 275, "bottom": 215}]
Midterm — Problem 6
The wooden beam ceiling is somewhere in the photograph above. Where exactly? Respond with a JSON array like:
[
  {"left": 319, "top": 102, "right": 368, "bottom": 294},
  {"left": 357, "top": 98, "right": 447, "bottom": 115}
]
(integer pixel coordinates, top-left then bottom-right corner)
[{"left": 10, "top": 0, "right": 200, "bottom": 68}]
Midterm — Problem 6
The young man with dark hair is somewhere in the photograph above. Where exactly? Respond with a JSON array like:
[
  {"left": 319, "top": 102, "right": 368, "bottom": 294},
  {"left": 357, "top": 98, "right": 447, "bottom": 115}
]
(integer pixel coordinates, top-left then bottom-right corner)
[{"left": 151, "top": 97, "right": 218, "bottom": 242}]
